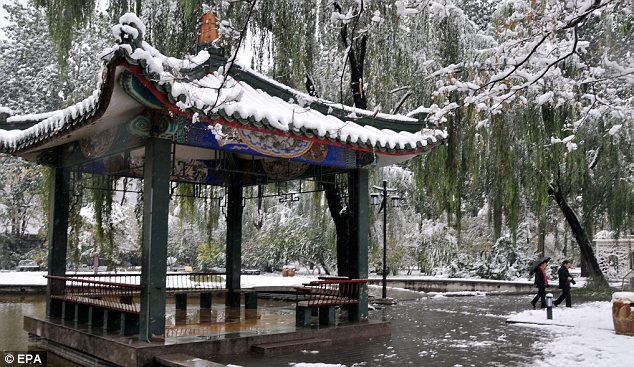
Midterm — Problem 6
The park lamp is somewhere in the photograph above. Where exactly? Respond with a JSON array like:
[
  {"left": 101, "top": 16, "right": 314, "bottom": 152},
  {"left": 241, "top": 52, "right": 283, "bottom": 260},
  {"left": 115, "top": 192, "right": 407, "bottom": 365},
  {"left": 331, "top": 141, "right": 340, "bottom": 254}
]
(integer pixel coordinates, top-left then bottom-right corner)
[
  {"left": 370, "top": 180, "right": 401, "bottom": 300},
  {"left": 289, "top": 191, "right": 300, "bottom": 202},
  {"left": 370, "top": 193, "right": 381, "bottom": 206},
  {"left": 278, "top": 191, "right": 300, "bottom": 203}
]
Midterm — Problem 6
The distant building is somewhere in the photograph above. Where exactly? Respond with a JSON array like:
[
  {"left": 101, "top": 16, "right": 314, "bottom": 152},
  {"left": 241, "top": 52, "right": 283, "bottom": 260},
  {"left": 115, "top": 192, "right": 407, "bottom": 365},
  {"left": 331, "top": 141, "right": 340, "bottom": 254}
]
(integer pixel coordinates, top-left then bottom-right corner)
[{"left": 593, "top": 235, "right": 634, "bottom": 281}]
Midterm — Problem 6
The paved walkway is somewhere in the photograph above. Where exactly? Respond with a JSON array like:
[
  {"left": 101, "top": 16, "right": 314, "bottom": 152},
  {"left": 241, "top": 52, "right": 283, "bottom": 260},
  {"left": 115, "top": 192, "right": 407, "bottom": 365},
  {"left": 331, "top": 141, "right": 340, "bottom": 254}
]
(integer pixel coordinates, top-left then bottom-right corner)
[{"left": 210, "top": 293, "right": 544, "bottom": 366}]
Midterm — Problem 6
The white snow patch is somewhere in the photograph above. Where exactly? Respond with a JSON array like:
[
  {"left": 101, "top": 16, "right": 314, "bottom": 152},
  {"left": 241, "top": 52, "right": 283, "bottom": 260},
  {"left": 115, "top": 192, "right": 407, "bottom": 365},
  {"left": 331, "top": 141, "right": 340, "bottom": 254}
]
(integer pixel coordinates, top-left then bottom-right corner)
[
  {"left": 612, "top": 292, "right": 634, "bottom": 303},
  {"left": 507, "top": 301, "right": 633, "bottom": 367},
  {"left": 607, "top": 124, "right": 622, "bottom": 136}
]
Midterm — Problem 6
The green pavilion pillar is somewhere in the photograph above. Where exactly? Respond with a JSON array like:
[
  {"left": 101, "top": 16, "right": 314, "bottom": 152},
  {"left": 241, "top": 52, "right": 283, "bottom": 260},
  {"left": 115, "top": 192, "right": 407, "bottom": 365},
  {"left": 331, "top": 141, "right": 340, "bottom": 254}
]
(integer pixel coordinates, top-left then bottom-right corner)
[
  {"left": 46, "top": 153, "right": 70, "bottom": 318},
  {"left": 348, "top": 168, "right": 369, "bottom": 321},
  {"left": 139, "top": 138, "right": 171, "bottom": 342},
  {"left": 225, "top": 185, "right": 243, "bottom": 308}
]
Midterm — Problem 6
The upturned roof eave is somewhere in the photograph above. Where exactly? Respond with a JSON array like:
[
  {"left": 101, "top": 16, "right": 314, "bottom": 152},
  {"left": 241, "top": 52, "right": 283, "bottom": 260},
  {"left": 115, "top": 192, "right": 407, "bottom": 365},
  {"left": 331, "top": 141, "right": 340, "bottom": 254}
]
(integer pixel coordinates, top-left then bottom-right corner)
[
  {"left": 0, "top": 16, "right": 446, "bottom": 157},
  {"left": 0, "top": 62, "right": 119, "bottom": 156}
]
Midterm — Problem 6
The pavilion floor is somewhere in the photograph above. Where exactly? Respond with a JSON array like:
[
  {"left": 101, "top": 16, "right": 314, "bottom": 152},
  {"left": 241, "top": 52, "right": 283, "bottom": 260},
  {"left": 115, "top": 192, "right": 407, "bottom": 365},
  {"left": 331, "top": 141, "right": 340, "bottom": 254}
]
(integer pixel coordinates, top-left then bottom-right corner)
[{"left": 24, "top": 298, "right": 390, "bottom": 367}]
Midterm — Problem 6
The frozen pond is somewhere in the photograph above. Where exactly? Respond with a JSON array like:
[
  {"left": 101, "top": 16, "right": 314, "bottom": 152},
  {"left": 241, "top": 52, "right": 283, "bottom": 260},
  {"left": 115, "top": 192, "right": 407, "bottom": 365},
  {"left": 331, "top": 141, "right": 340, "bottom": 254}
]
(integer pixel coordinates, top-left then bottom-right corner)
[{"left": 0, "top": 293, "right": 548, "bottom": 366}]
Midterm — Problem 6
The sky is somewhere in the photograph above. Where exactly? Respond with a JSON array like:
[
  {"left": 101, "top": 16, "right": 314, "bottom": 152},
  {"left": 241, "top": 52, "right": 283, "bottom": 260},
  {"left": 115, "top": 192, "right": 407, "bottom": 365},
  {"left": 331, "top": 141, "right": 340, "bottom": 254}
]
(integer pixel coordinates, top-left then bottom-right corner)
[{"left": 0, "top": 0, "right": 12, "bottom": 40}]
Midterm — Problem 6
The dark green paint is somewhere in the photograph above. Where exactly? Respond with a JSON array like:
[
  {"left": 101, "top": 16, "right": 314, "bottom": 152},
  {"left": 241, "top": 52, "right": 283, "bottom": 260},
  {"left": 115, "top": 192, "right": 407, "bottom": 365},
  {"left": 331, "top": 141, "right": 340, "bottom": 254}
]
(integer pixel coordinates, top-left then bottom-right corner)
[
  {"left": 46, "top": 157, "right": 70, "bottom": 318},
  {"left": 225, "top": 185, "right": 243, "bottom": 308},
  {"left": 139, "top": 137, "right": 171, "bottom": 342},
  {"left": 348, "top": 169, "right": 369, "bottom": 321}
]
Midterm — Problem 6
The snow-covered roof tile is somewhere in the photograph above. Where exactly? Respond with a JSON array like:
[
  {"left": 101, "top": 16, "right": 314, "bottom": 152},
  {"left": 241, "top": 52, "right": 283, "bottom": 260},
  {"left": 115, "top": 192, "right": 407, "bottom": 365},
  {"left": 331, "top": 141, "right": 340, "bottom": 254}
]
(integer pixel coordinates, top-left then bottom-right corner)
[
  {"left": 0, "top": 90, "right": 102, "bottom": 152},
  {"left": 0, "top": 12, "right": 447, "bottom": 156}
]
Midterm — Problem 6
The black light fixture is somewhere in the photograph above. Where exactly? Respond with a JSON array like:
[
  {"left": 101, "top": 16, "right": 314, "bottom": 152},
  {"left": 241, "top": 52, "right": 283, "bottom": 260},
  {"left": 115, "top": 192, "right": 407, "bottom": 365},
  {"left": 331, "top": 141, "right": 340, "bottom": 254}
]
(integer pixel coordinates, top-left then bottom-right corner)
[
  {"left": 371, "top": 180, "right": 399, "bottom": 299},
  {"left": 370, "top": 193, "right": 381, "bottom": 206},
  {"left": 289, "top": 191, "right": 300, "bottom": 202}
]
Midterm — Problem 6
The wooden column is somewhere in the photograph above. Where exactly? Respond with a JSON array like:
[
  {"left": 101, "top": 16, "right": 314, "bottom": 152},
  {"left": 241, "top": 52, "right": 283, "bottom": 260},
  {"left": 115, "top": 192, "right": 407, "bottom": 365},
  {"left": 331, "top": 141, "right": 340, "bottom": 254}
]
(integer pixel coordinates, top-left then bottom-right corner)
[
  {"left": 225, "top": 185, "right": 243, "bottom": 308},
  {"left": 348, "top": 169, "right": 369, "bottom": 321},
  {"left": 46, "top": 159, "right": 70, "bottom": 318},
  {"left": 139, "top": 138, "right": 171, "bottom": 342}
]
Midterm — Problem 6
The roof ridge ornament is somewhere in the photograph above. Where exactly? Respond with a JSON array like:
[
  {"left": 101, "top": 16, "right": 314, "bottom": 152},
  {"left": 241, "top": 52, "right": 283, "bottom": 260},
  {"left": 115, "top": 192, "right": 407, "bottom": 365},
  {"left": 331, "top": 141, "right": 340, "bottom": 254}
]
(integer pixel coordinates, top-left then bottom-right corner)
[
  {"left": 197, "top": 8, "right": 224, "bottom": 57},
  {"left": 112, "top": 13, "right": 145, "bottom": 48}
]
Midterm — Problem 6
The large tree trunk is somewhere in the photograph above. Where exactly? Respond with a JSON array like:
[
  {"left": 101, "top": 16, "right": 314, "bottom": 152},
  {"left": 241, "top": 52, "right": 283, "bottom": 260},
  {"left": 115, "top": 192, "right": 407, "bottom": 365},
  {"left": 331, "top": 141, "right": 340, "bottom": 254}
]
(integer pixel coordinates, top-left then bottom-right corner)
[
  {"left": 333, "top": 2, "right": 368, "bottom": 109},
  {"left": 323, "top": 178, "right": 352, "bottom": 276},
  {"left": 313, "top": 4, "right": 369, "bottom": 276},
  {"left": 548, "top": 183, "right": 608, "bottom": 288},
  {"left": 347, "top": 34, "right": 367, "bottom": 110}
]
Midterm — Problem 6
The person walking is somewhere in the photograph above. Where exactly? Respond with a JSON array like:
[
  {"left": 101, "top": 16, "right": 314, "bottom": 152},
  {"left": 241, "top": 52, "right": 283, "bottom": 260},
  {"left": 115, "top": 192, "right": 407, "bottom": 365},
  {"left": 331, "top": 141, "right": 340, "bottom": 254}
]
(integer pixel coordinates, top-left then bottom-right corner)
[
  {"left": 554, "top": 260, "right": 576, "bottom": 307},
  {"left": 531, "top": 260, "right": 549, "bottom": 308}
]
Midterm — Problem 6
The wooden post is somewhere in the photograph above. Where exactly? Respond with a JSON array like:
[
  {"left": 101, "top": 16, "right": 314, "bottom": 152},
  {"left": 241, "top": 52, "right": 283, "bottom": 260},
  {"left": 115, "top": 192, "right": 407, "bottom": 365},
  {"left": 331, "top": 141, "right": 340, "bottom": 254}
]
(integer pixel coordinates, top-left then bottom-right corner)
[
  {"left": 139, "top": 138, "right": 171, "bottom": 342},
  {"left": 225, "top": 185, "right": 243, "bottom": 308},
  {"left": 175, "top": 293, "right": 188, "bottom": 325},
  {"left": 348, "top": 169, "right": 369, "bottom": 321},
  {"left": 88, "top": 307, "right": 105, "bottom": 327},
  {"left": 46, "top": 158, "right": 70, "bottom": 318}
]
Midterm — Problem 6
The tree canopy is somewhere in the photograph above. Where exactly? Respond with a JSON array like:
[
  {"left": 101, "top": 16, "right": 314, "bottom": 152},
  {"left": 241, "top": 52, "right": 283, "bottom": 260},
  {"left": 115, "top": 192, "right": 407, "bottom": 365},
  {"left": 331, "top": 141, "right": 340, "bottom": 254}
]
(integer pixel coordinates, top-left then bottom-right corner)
[{"left": 1, "top": 0, "right": 632, "bottom": 282}]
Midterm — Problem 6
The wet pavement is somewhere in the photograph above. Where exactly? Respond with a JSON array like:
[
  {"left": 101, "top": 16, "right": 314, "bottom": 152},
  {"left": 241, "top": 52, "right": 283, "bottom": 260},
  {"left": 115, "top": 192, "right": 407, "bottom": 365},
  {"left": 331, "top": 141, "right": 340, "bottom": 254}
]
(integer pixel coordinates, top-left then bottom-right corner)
[
  {"left": 211, "top": 294, "right": 546, "bottom": 367},
  {"left": 2, "top": 292, "right": 553, "bottom": 367}
]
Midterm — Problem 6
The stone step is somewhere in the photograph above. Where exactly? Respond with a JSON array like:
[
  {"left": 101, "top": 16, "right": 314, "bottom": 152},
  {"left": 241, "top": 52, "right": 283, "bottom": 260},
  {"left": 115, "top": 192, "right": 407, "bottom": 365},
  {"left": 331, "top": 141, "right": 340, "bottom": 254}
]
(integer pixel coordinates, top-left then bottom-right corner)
[
  {"left": 252, "top": 338, "right": 332, "bottom": 355},
  {"left": 155, "top": 353, "right": 226, "bottom": 367}
]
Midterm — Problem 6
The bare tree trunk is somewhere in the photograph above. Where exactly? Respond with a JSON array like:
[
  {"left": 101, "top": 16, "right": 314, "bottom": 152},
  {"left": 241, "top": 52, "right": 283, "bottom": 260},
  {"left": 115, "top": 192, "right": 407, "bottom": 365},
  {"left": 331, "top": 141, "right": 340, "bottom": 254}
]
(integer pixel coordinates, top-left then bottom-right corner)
[
  {"left": 348, "top": 34, "right": 367, "bottom": 110},
  {"left": 333, "top": 2, "right": 368, "bottom": 109},
  {"left": 310, "top": 5, "right": 368, "bottom": 276},
  {"left": 323, "top": 178, "right": 351, "bottom": 276},
  {"left": 548, "top": 183, "right": 608, "bottom": 288}
]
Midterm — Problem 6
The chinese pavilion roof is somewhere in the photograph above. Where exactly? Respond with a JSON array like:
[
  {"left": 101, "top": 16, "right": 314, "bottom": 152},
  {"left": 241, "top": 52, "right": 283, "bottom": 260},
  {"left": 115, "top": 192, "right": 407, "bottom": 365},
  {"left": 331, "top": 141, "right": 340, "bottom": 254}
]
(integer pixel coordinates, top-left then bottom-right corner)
[{"left": 0, "top": 13, "right": 446, "bottom": 167}]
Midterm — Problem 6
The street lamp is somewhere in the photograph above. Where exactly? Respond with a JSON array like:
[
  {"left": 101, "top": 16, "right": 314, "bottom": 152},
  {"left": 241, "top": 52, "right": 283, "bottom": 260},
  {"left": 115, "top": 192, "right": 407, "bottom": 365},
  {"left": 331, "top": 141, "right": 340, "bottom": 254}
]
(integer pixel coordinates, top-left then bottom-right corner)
[{"left": 371, "top": 180, "right": 399, "bottom": 299}]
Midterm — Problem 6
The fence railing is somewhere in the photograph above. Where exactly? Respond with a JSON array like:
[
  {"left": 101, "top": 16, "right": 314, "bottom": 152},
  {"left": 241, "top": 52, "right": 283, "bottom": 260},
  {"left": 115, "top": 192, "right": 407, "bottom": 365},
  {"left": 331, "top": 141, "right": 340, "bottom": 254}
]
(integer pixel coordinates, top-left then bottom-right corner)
[
  {"left": 63, "top": 272, "right": 226, "bottom": 291},
  {"left": 46, "top": 272, "right": 227, "bottom": 314},
  {"left": 46, "top": 275, "right": 143, "bottom": 314}
]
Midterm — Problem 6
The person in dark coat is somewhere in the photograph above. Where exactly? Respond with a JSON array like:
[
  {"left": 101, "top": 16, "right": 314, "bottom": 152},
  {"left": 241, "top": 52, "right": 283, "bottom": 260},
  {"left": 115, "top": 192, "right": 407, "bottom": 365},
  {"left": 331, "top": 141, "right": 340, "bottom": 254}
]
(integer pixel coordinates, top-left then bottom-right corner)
[
  {"left": 531, "top": 260, "right": 549, "bottom": 308},
  {"left": 554, "top": 259, "right": 575, "bottom": 307}
]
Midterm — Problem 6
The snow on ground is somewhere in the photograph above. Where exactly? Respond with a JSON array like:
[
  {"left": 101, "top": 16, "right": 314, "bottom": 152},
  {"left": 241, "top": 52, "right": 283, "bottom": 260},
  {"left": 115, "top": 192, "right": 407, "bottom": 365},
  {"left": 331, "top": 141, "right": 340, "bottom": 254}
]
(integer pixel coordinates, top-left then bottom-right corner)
[
  {"left": 0, "top": 271, "right": 47, "bottom": 285},
  {"left": 241, "top": 274, "right": 318, "bottom": 288},
  {"left": 507, "top": 301, "right": 632, "bottom": 367},
  {"left": 0, "top": 271, "right": 320, "bottom": 287}
]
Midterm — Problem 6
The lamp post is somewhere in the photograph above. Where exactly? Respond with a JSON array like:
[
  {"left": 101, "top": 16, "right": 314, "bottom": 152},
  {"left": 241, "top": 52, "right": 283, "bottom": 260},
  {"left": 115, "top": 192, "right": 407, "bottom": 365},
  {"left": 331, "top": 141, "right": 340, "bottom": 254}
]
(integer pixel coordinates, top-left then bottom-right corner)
[{"left": 371, "top": 180, "right": 399, "bottom": 299}]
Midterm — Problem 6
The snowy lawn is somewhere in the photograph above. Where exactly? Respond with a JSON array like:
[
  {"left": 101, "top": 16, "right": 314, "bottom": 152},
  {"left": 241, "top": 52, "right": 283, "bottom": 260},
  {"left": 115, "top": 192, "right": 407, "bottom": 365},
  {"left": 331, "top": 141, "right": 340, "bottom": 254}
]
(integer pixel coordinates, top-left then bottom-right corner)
[
  {"left": 0, "top": 271, "right": 320, "bottom": 288},
  {"left": 0, "top": 271, "right": 47, "bottom": 285},
  {"left": 507, "top": 301, "right": 632, "bottom": 366}
]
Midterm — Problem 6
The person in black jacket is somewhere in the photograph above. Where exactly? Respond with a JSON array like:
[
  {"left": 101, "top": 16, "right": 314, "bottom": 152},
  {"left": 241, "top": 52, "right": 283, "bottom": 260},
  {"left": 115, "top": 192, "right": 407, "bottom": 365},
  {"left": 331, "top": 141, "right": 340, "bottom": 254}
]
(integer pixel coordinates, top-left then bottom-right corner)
[
  {"left": 554, "top": 260, "right": 576, "bottom": 307},
  {"left": 531, "top": 260, "right": 549, "bottom": 308}
]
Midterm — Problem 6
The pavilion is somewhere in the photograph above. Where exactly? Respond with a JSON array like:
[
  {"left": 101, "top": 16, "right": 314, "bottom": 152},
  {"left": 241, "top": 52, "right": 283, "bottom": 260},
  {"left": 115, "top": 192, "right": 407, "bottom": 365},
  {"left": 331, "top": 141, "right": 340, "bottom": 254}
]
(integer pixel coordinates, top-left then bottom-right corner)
[{"left": 0, "top": 11, "right": 446, "bottom": 348}]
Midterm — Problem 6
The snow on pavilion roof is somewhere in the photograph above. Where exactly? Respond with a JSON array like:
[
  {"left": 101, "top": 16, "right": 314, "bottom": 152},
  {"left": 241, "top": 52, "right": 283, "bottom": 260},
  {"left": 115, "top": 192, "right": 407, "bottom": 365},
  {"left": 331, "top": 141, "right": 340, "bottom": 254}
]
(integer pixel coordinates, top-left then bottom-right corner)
[{"left": 0, "top": 13, "right": 447, "bottom": 160}]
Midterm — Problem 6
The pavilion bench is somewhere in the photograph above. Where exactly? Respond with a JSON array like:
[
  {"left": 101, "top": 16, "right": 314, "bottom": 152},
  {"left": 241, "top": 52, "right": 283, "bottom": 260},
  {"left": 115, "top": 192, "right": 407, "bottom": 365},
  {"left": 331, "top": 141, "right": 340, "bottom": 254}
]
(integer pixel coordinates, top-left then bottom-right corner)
[
  {"left": 46, "top": 275, "right": 142, "bottom": 335},
  {"left": 295, "top": 279, "right": 367, "bottom": 326},
  {"left": 45, "top": 273, "right": 258, "bottom": 335}
]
